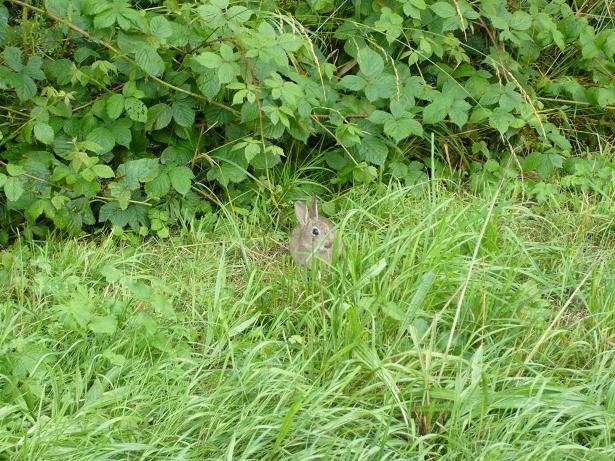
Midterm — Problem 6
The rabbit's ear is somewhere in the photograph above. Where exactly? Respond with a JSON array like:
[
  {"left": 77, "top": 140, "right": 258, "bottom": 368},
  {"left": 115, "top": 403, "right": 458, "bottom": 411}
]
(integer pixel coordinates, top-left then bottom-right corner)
[
  {"left": 309, "top": 194, "right": 319, "bottom": 219},
  {"left": 294, "top": 201, "right": 309, "bottom": 225}
]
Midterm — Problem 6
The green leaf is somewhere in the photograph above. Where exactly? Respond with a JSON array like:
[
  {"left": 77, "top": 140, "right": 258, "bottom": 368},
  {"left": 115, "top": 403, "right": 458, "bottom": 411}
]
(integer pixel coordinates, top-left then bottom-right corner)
[
  {"left": 352, "top": 162, "right": 378, "bottom": 183},
  {"left": 34, "top": 122, "right": 55, "bottom": 145},
  {"left": 98, "top": 202, "right": 149, "bottom": 231},
  {"left": 3, "top": 47, "right": 23, "bottom": 71},
  {"left": 196, "top": 4, "right": 226, "bottom": 29},
  {"left": 324, "top": 150, "right": 351, "bottom": 170},
  {"left": 510, "top": 11, "right": 532, "bottom": 31},
  {"left": 125, "top": 97, "right": 148, "bottom": 123},
  {"left": 448, "top": 99, "right": 471, "bottom": 128},
  {"left": 374, "top": 7, "right": 404, "bottom": 44},
  {"left": 89, "top": 315, "right": 117, "bottom": 335},
  {"left": 218, "top": 62, "right": 239, "bottom": 84},
  {"left": 171, "top": 101, "right": 195, "bottom": 127},
  {"left": 150, "top": 16, "right": 172, "bottom": 38},
  {"left": 196, "top": 70, "right": 221, "bottom": 99},
  {"left": 13, "top": 74, "right": 37, "bottom": 101},
  {"left": 0, "top": 173, "right": 6, "bottom": 188},
  {"left": 488, "top": 108, "right": 516, "bottom": 134},
  {"left": 111, "top": 120, "right": 132, "bottom": 148},
  {"left": 227, "top": 5, "right": 252, "bottom": 23},
  {"left": 194, "top": 51, "right": 222, "bottom": 68},
  {"left": 134, "top": 45, "right": 165, "bottom": 77},
  {"left": 117, "top": 158, "right": 159, "bottom": 189},
  {"left": 169, "top": 166, "right": 195, "bottom": 195},
  {"left": 86, "top": 127, "right": 116, "bottom": 154},
  {"left": 422, "top": 94, "right": 448, "bottom": 124},
  {"left": 384, "top": 114, "right": 423, "bottom": 142},
  {"left": 4, "top": 177, "right": 24, "bottom": 201},
  {"left": 207, "top": 164, "right": 246, "bottom": 186},
  {"left": 161, "top": 146, "right": 192, "bottom": 164},
  {"left": 368, "top": 110, "right": 393, "bottom": 125},
  {"left": 6, "top": 163, "right": 24, "bottom": 176},
  {"left": 364, "top": 74, "right": 397, "bottom": 101},
  {"left": 359, "top": 136, "right": 389, "bottom": 166},
  {"left": 357, "top": 47, "right": 384, "bottom": 78},
  {"left": 107, "top": 94, "right": 125, "bottom": 120},
  {"left": 92, "top": 164, "right": 115, "bottom": 178},
  {"left": 338, "top": 75, "right": 367, "bottom": 91},
  {"left": 151, "top": 103, "right": 173, "bottom": 130},
  {"left": 144, "top": 172, "right": 171, "bottom": 197},
  {"left": 431, "top": 2, "right": 456, "bottom": 18}
]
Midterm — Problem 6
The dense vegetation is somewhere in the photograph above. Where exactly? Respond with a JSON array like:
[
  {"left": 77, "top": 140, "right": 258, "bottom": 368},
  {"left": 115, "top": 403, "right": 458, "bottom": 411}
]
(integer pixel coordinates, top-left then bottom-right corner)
[
  {"left": 1, "top": 0, "right": 614, "bottom": 458},
  {"left": 1, "top": 186, "right": 614, "bottom": 459},
  {"left": 0, "top": 0, "right": 613, "bottom": 241}
]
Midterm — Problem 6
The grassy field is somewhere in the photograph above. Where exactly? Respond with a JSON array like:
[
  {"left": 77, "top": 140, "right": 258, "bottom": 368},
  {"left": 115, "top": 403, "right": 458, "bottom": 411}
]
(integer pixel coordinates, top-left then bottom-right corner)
[{"left": 1, "top": 181, "right": 614, "bottom": 460}]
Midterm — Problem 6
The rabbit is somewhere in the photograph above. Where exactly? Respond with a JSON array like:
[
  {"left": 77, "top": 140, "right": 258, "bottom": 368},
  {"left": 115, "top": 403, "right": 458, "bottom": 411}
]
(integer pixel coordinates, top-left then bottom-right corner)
[{"left": 290, "top": 194, "right": 340, "bottom": 267}]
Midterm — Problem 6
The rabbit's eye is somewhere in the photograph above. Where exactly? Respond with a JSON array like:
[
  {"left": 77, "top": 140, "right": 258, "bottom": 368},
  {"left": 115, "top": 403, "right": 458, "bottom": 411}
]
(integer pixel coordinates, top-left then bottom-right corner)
[{"left": 311, "top": 227, "right": 320, "bottom": 236}]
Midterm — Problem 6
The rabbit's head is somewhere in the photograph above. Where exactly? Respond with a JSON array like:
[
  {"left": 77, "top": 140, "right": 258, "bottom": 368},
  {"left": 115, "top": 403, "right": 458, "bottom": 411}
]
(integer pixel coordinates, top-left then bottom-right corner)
[{"left": 290, "top": 194, "right": 338, "bottom": 266}]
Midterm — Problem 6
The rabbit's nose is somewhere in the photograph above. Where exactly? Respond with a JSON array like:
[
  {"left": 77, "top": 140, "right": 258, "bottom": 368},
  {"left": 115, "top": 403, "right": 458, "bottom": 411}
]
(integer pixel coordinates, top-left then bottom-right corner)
[{"left": 323, "top": 241, "right": 332, "bottom": 249}]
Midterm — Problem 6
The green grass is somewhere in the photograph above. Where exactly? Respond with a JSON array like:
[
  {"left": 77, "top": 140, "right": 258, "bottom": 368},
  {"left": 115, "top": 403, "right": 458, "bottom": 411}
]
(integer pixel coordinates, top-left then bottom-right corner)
[{"left": 1, "top": 182, "right": 614, "bottom": 460}]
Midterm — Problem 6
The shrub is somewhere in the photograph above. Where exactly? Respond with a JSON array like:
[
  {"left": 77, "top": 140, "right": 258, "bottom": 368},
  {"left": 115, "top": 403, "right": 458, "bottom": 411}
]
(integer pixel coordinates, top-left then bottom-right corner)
[{"left": 0, "top": 0, "right": 613, "bottom": 241}]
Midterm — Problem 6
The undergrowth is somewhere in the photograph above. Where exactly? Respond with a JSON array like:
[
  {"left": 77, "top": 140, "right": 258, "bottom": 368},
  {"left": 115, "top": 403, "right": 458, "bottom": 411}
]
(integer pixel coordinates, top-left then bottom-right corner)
[{"left": 1, "top": 182, "right": 614, "bottom": 459}]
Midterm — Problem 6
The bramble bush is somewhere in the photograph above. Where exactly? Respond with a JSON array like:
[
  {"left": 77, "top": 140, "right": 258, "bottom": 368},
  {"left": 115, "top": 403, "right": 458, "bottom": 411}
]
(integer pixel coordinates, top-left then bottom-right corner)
[{"left": 0, "top": 0, "right": 613, "bottom": 241}]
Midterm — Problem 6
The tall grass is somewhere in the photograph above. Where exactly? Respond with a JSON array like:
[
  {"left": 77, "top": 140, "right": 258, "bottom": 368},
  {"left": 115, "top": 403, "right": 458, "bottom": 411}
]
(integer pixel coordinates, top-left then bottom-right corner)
[{"left": 1, "top": 182, "right": 614, "bottom": 460}]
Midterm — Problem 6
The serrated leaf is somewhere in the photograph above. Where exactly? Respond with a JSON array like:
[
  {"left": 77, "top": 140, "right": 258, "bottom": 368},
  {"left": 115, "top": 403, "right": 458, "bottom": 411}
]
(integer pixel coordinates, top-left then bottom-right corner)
[
  {"left": 125, "top": 97, "right": 148, "bottom": 122},
  {"left": 384, "top": 114, "right": 423, "bottom": 142},
  {"left": 197, "top": 70, "right": 221, "bottom": 98},
  {"left": 34, "top": 122, "right": 55, "bottom": 145},
  {"left": 134, "top": 45, "right": 164, "bottom": 77},
  {"left": 352, "top": 162, "right": 378, "bottom": 183},
  {"left": 92, "top": 164, "right": 115, "bottom": 178},
  {"left": 150, "top": 16, "right": 172, "bottom": 38},
  {"left": 86, "top": 127, "right": 115, "bottom": 154},
  {"left": 448, "top": 99, "right": 471, "bottom": 128},
  {"left": 218, "top": 62, "right": 239, "bottom": 84},
  {"left": 359, "top": 136, "right": 389, "bottom": 166},
  {"left": 422, "top": 94, "right": 448, "bottom": 124},
  {"left": 152, "top": 103, "right": 173, "bottom": 130},
  {"left": 488, "top": 108, "right": 516, "bottom": 134},
  {"left": 169, "top": 166, "right": 194, "bottom": 195},
  {"left": 357, "top": 47, "right": 384, "bottom": 78},
  {"left": 171, "top": 101, "right": 195, "bottom": 127},
  {"left": 368, "top": 110, "right": 393, "bottom": 125},
  {"left": 98, "top": 202, "right": 149, "bottom": 231},
  {"left": 206, "top": 164, "right": 246, "bottom": 186},
  {"left": 431, "top": 2, "right": 456, "bottom": 18},
  {"left": 196, "top": 4, "right": 226, "bottom": 29},
  {"left": 13, "top": 74, "right": 37, "bottom": 101},
  {"left": 324, "top": 150, "right": 351, "bottom": 170},
  {"left": 364, "top": 74, "right": 396, "bottom": 101},
  {"left": 89, "top": 315, "right": 117, "bottom": 335},
  {"left": 117, "top": 158, "right": 159, "bottom": 189},
  {"left": 227, "top": 5, "right": 252, "bottom": 23},
  {"left": 161, "top": 146, "right": 192, "bottom": 164},
  {"left": 111, "top": 121, "right": 132, "bottom": 148},
  {"left": 3, "top": 47, "right": 23, "bottom": 71},
  {"left": 194, "top": 51, "right": 222, "bottom": 68},
  {"left": 4, "top": 177, "right": 24, "bottom": 201},
  {"left": 6, "top": 163, "right": 24, "bottom": 176},
  {"left": 338, "top": 75, "right": 367, "bottom": 91},
  {"left": 144, "top": 172, "right": 171, "bottom": 197},
  {"left": 510, "top": 11, "right": 532, "bottom": 31},
  {"left": 107, "top": 94, "right": 124, "bottom": 119}
]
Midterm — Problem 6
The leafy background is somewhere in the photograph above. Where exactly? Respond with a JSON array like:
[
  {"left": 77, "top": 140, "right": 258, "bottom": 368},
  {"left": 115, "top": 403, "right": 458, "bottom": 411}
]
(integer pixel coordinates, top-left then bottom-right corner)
[{"left": 0, "top": 0, "right": 613, "bottom": 242}]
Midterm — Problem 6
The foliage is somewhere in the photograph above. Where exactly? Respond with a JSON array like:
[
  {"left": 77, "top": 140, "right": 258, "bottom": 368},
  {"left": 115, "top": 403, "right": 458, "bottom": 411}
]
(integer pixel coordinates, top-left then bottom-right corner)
[
  {"left": 0, "top": 0, "right": 613, "bottom": 238},
  {"left": 1, "top": 185, "right": 614, "bottom": 458}
]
